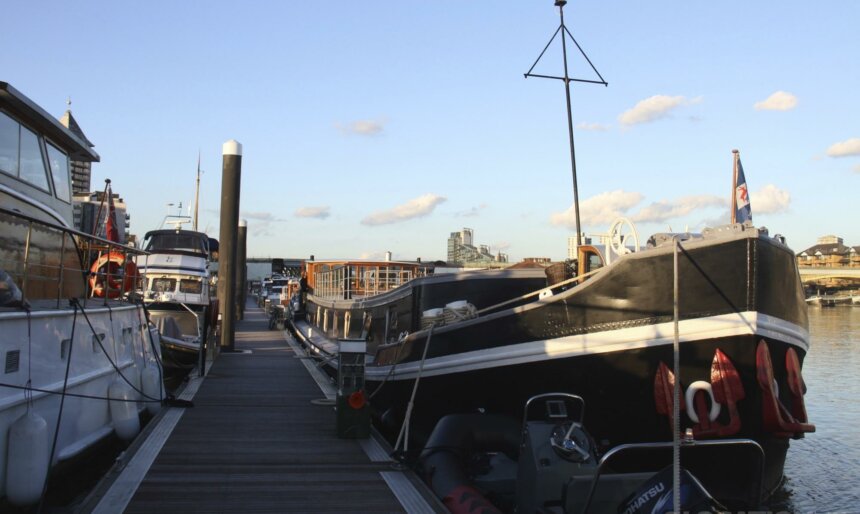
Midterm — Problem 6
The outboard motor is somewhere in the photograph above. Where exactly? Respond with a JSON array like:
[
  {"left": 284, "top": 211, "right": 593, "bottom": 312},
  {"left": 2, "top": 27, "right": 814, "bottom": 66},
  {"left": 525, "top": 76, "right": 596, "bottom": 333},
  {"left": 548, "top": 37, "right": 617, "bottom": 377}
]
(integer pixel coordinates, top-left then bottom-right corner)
[
  {"left": 618, "top": 465, "right": 724, "bottom": 514},
  {"left": 516, "top": 393, "right": 598, "bottom": 513}
]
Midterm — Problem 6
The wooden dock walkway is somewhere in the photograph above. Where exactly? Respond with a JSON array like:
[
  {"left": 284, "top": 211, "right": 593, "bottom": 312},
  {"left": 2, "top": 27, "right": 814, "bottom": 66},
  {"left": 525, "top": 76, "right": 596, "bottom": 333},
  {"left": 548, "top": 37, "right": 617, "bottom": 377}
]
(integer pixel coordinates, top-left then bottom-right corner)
[{"left": 88, "top": 302, "right": 441, "bottom": 513}]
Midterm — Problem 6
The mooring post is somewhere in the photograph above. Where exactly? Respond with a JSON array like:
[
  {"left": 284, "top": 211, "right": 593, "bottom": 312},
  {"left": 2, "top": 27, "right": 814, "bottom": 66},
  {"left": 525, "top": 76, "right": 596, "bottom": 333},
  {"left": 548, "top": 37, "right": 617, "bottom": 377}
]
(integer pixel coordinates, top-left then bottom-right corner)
[
  {"left": 218, "top": 140, "right": 242, "bottom": 351},
  {"left": 237, "top": 219, "right": 248, "bottom": 321}
]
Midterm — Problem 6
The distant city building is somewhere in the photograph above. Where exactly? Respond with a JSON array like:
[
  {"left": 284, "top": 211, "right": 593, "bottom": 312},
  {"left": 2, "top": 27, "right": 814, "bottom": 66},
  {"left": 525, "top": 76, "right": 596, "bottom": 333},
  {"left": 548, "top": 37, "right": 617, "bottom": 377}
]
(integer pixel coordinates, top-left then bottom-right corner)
[
  {"left": 797, "top": 235, "right": 859, "bottom": 268},
  {"left": 447, "top": 227, "right": 508, "bottom": 265},
  {"left": 508, "top": 257, "right": 552, "bottom": 270},
  {"left": 566, "top": 234, "right": 592, "bottom": 259},
  {"left": 523, "top": 257, "right": 552, "bottom": 265},
  {"left": 59, "top": 107, "right": 95, "bottom": 194},
  {"left": 72, "top": 190, "right": 130, "bottom": 243}
]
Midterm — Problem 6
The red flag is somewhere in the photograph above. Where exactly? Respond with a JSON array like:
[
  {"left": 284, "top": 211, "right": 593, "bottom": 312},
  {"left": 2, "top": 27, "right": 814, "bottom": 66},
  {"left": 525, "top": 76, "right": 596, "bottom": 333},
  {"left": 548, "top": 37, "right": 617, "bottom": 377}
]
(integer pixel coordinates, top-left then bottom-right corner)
[{"left": 105, "top": 185, "right": 119, "bottom": 242}]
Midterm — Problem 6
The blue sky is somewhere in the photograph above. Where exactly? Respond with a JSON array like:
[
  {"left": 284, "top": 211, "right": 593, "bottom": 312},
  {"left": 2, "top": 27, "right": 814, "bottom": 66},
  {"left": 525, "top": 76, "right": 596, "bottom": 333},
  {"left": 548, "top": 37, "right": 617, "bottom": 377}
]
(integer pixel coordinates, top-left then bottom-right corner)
[{"left": 4, "top": 1, "right": 858, "bottom": 261}]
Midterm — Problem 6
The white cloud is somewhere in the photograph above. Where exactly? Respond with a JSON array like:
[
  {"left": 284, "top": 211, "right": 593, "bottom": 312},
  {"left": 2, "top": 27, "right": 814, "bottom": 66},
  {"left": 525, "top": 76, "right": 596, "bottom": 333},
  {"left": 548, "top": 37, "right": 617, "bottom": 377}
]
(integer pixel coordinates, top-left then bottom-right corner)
[
  {"left": 359, "top": 251, "right": 388, "bottom": 260},
  {"left": 551, "top": 185, "right": 792, "bottom": 232},
  {"left": 550, "top": 190, "right": 643, "bottom": 229},
  {"left": 335, "top": 119, "right": 386, "bottom": 136},
  {"left": 456, "top": 204, "right": 488, "bottom": 218},
  {"left": 826, "top": 138, "right": 860, "bottom": 157},
  {"left": 361, "top": 194, "right": 447, "bottom": 226},
  {"left": 618, "top": 95, "right": 701, "bottom": 126},
  {"left": 631, "top": 195, "right": 726, "bottom": 223},
  {"left": 240, "top": 210, "right": 282, "bottom": 222},
  {"left": 754, "top": 91, "right": 798, "bottom": 111},
  {"left": 295, "top": 206, "right": 330, "bottom": 219},
  {"left": 236, "top": 211, "right": 288, "bottom": 236},
  {"left": 576, "top": 122, "right": 611, "bottom": 131},
  {"left": 750, "top": 184, "right": 791, "bottom": 214}
]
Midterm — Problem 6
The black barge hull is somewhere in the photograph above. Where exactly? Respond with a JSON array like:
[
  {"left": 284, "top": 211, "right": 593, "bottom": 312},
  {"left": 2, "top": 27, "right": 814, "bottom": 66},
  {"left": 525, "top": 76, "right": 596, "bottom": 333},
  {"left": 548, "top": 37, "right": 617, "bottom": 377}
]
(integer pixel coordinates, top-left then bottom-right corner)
[{"left": 292, "top": 228, "right": 811, "bottom": 500}]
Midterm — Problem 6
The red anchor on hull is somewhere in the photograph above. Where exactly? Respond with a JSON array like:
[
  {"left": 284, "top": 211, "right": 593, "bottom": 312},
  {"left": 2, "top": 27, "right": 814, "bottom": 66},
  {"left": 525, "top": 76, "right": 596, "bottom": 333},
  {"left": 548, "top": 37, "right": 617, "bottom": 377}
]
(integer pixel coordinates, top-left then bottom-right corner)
[
  {"left": 690, "top": 349, "right": 744, "bottom": 438},
  {"left": 653, "top": 349, "right": 745, "bottom": 438},
  {"left": 653, "top": 361, "right": 685, "bottom": 434},
  {"left": 755, "top": 340, "right": 815, "bottom": 438}
]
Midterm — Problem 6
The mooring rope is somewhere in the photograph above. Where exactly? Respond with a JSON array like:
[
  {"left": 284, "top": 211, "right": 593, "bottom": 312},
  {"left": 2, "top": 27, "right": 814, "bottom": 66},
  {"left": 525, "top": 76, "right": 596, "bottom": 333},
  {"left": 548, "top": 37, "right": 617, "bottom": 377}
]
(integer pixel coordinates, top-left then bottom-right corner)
[
  {"left": 37, "top": 301, "right": 77, "bottom": 514},
  {"left": 392, "top": 323, "right": 436, "bottom": 459}
]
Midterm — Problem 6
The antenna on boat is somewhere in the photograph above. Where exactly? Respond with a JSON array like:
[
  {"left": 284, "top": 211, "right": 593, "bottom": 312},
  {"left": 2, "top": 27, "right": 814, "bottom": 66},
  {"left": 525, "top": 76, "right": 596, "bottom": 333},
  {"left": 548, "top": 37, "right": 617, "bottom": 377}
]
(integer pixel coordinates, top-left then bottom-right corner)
[
  {"left": 525, "top": 0, "right": 607, "bottom": 247},
  {"left": 194, "top": 150, "right": 202, "bottom": 231},
  {"left": 158, "top": 202, "right": 192, "bottom": 231}
]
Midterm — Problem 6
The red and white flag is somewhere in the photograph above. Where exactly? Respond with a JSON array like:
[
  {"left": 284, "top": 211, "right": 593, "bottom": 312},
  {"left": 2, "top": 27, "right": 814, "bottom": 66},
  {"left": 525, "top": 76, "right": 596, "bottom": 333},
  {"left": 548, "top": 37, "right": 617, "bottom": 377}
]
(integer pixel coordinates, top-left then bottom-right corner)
[{"left": 105, "top": 184, "right": 119, "bottom": 242}]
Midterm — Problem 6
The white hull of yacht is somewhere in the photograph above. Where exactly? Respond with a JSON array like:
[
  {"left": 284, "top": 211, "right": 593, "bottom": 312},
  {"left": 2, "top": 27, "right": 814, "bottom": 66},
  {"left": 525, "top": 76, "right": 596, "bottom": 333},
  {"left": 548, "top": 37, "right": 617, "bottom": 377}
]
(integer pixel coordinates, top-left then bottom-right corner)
[{"left": 0, "top": 302, "right": 162, "bottom": 498}]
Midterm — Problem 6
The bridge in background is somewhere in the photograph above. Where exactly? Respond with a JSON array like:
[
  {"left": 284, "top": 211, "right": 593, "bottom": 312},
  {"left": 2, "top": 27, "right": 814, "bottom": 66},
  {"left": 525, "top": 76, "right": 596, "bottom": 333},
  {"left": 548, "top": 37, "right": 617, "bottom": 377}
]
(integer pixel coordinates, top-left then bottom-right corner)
[{"left": 799, "top": 267, "right": 860, "bottom": 282}]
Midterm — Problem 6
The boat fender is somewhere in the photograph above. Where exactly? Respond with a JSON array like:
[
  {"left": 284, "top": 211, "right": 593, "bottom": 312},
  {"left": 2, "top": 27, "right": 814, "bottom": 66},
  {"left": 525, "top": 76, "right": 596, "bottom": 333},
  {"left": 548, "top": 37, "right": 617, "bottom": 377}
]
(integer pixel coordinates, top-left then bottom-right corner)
[
  {"left": 5, "top": 411, "right": 49, "bottom": 506},
  {"left": 419, "top": 413, "right": 519, "bottom": 511},
  {"left": 443, "top": 484, "right": 503, "bottom": 514},
  {"left": 109, "top": 379, "right": 141, "bottom": 440},
  {"left": 684, "top": 381, "right": 721, "bottom": 423},
  {"left": 141, "top": 365, "right": 162, "bottom": 415}
]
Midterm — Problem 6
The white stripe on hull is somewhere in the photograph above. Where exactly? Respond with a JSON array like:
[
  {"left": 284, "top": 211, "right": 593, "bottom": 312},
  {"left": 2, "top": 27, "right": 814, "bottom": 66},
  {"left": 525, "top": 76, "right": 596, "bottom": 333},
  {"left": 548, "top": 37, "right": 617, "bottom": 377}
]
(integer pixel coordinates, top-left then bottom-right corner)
[{"left": 365, "top": 311, "right": 808, "bottom": 381}]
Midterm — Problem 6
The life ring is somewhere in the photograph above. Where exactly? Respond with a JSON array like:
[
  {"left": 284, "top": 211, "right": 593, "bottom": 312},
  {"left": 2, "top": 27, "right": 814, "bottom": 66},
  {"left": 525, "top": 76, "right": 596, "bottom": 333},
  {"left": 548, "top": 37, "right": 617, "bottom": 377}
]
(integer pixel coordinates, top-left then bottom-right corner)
[
  {"left": 89, "top": 251, "right": 138, "bottom": 298},
  {"left": 685, "top": 380, "right": 722, "bottom": 423}
]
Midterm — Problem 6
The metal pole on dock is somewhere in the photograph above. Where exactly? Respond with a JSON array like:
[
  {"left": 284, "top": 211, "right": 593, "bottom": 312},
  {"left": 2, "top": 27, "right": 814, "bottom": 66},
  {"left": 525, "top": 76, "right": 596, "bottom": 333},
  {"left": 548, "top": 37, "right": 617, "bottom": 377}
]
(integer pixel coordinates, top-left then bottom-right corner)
[
  {"left": 218, "top": 140, "right": 242, "bottom": 351},
  {"left": 237, "top": 219, "right": 247, "bottom": 321}
]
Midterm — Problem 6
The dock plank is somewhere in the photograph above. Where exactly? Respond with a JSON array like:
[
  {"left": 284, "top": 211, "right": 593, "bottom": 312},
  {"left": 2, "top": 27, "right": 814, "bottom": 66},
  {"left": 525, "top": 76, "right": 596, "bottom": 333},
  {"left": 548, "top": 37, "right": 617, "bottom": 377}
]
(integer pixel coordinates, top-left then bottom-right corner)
[{"left": 120, "top": 303, "right": 424, "bottom": 513}]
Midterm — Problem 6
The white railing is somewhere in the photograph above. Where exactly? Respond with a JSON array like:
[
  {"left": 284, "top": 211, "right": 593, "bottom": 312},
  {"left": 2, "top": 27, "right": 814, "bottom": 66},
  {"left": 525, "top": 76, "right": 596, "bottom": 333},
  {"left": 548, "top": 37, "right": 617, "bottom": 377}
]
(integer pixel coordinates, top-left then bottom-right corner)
[{"left": 313, "top": 264, "right": 417, "bottom": 300}]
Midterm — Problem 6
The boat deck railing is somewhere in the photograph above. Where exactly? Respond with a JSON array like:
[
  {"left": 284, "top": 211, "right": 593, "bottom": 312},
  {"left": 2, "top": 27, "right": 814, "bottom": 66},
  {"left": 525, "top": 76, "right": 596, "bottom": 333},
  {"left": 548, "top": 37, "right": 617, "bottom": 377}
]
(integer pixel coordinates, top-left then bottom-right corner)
[
  {"left": 313, "top": 265, "right": 419, "bottom": 300},
  {"left": 0, "top": 205, "right": 149, "bottom": 309}
]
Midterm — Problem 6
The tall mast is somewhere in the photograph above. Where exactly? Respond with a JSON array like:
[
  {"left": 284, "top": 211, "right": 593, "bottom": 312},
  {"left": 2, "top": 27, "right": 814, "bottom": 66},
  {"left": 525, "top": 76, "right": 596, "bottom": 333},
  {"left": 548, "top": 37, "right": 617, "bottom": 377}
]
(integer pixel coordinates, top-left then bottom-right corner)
[
  {"left": 193, "top": 150, "right": 201, "bottom": 231},
  {"left": 525, "top": 0, "right": 607, "bottom": 248},
  {"left": 730, "top": 149, "right": 739, "bottom": 224}
]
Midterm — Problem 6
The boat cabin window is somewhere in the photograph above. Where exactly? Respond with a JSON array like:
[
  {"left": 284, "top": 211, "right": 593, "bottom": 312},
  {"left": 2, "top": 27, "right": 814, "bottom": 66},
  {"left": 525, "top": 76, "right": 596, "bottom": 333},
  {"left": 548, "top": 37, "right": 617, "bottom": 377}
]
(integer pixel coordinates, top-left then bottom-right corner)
[
  {"left": 152, "top": 277, "right": 177, "bottom": 293},
  {"left": 45, "top": 141, "right": 71, "bottom": 203},
  {"left": 0, "top": 111, "right": 52, "bottom": 193},
  {"left": 179, "top": 279, "right": 202, "bottom": 294},
  {"left": 0, "top": 112, "right": 16, "bottom": 174},
  {"left": 577, "top": 245, "right": 605, "bottom": 277},
  {"left": 145, "top": 233, "right": 207, "bottom": 254},
  {"left": 21, "top": 125, "right": 51, "bottom": 192}
]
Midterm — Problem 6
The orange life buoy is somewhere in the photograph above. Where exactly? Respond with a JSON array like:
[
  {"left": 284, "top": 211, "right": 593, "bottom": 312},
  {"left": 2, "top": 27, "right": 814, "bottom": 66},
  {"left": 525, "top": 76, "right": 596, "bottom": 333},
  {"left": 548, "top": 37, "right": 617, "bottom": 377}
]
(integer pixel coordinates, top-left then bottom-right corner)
[{"left": 89, "top": 251, "right": 138, "bottom": 299}]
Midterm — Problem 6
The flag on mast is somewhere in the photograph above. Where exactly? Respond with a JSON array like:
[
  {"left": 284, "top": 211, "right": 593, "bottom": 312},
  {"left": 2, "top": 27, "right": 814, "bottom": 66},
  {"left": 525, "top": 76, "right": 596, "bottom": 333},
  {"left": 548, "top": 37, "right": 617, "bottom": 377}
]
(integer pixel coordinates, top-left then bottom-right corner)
[
  {"left": 105, "top": 181, "right": 120, "bottom": 242},
  {"left": 732, "top": 149, "right": 752, "bottom": 224}
]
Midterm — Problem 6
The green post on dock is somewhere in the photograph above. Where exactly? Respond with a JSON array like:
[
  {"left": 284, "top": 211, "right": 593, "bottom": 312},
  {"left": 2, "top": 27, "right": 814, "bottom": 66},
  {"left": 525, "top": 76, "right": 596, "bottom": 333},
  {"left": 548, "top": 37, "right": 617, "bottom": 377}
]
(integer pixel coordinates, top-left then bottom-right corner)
[
  {"left": 218, "top": 140, "right": 242, "bottom": 351},
  {"left": 336, "top": 339, "right": 370, "bottom": 439},
  {"left": 237, "top": 219, "right": 247, "bottom": 320}
]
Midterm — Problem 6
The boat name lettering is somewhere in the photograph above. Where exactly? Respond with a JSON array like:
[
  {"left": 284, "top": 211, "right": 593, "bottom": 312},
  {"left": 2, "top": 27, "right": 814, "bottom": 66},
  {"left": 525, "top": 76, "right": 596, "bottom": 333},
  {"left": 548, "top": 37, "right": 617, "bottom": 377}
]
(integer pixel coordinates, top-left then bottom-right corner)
[{"left": 621, "top": 482, "right": 665, "bottom": 514}]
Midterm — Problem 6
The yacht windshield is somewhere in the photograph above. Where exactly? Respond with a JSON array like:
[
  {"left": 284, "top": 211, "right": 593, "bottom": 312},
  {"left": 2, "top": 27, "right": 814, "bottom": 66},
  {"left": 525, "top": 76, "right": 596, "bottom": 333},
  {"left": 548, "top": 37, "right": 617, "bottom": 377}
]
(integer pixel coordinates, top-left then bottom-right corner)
[{"left": 145, "top": 233, "right": 207, "bottom": 254}]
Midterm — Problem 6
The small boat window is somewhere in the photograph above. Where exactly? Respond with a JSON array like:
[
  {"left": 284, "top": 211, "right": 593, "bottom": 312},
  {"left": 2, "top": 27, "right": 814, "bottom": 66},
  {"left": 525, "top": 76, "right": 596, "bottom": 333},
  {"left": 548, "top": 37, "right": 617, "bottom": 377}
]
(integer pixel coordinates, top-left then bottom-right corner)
[
  {"left": 0, "top": 112, "right": 18, "bottom": 175},
  {"left": 577, "top": 245, "right": 605, "bottom": 277},
  {"left": 46, "top": 141, "right": 71, "bottom": 203},
  {"left": 20, "top": 125, "right": 50, "bottom": 191},
  {"left": 179, "top": 279, "right": 202, "bottom": 294},
  {"left": 152, "top": 277, "right": 177, "bottom": 293}
]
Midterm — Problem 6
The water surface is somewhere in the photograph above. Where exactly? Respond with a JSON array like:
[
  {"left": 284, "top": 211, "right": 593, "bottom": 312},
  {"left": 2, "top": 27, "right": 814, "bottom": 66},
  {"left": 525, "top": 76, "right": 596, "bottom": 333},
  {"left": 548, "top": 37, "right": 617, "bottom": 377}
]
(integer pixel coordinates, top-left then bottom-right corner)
[{"left": 769, "top": 306, "right": 860, "bottom": 513}]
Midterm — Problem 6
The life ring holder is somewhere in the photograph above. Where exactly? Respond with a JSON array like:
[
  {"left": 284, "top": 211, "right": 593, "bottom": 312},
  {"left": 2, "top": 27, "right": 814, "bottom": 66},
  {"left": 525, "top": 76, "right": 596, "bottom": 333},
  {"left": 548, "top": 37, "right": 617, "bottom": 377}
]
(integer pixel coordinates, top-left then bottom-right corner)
[
  {"left": 89, "top": 251, "right": 138, "bottom": 299},
  {"left": 685, "top": 380, "right": 721, "bottom": 423}
]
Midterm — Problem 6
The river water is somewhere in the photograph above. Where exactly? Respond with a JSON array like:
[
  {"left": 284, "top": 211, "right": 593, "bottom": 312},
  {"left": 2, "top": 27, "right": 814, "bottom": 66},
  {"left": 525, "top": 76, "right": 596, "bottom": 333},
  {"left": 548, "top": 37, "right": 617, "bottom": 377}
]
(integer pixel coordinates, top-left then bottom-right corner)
[{"left": 767, "top": 306, "right": 860, "bottom": 513}]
